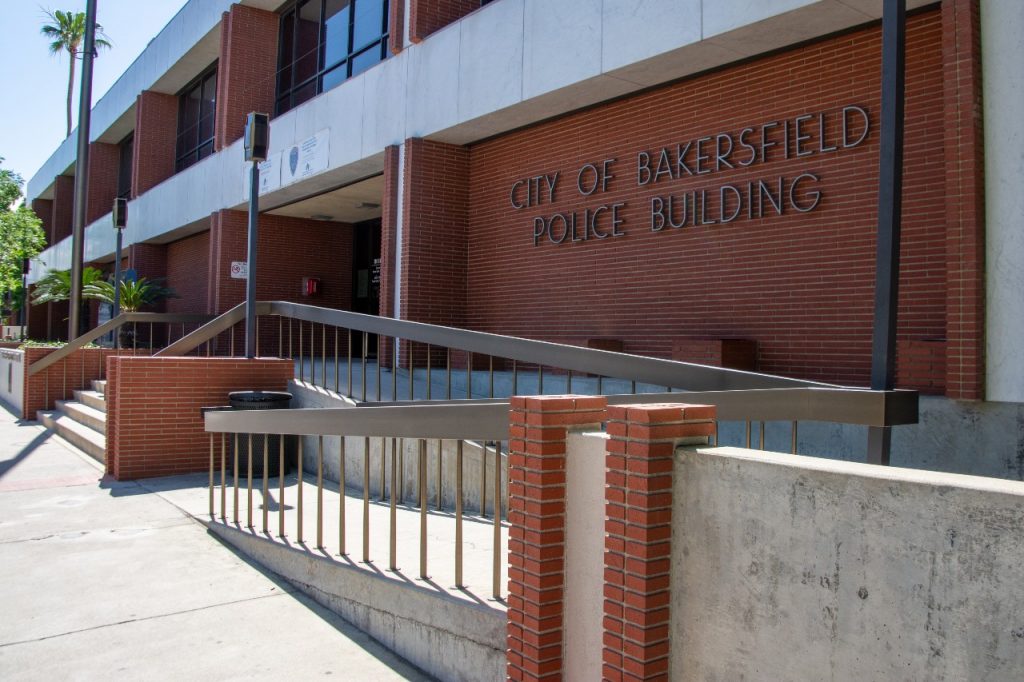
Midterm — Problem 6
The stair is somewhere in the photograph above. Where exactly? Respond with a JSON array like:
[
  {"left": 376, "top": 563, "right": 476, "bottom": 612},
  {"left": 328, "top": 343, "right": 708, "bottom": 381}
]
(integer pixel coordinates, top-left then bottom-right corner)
[{"left": 38, "top": 379, "right": 107, "bottom": 464}]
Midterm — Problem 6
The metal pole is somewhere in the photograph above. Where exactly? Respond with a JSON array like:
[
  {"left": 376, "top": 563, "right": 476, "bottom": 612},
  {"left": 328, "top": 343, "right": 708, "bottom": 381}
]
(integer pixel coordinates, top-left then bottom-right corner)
[
  {"left": 245, "top": 161, "right": 259, "bottom": 358},
  {"left": 20, "top": 259, "right": 28, "bottom": 341},
  {"left": 68, "top": 0, "right": 99, "bottom": 341},
  {"left": 113, "top": 226, "right": 123, "bottom": 346},
  {"left": 867, "top": 0, "right": 906, "bottom": 466}
]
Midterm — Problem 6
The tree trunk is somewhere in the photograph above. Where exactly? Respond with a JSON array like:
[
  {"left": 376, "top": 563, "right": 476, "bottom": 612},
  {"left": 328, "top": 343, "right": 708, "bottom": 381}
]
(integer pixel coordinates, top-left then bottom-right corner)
[{"left": 66, "top": 49, "right": 76, "bottom": 138}]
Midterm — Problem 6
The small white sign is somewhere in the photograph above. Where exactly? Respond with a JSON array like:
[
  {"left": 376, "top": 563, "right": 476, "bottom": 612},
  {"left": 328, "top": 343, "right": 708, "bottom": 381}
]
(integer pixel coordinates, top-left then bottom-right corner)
[
  {"left": 282, "top": 129, "right": 330, "bottom": 186},
  {"left": 258, "top": 152, "right": 282, "bottom": 195},
  {"left": 230, "top": 261, "right": 248, "bottom": 279}
]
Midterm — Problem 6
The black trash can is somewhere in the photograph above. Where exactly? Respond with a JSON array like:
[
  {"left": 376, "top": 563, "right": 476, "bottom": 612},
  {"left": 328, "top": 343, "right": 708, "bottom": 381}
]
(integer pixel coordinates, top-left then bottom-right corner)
[{"left": 228, "top": 391, "right": 294, "bottom": 478}]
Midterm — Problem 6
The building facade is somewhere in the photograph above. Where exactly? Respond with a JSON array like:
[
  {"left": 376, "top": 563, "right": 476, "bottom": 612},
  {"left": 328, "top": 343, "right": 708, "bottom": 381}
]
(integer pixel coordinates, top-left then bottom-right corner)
[{"left": 25, "top": 0, "right": 1024, "bottom": 475}]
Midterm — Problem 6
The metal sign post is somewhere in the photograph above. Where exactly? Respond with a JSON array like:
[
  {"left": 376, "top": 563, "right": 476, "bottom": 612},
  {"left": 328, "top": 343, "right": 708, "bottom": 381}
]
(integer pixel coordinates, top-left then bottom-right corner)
[
  {"left": 867, "top": 0, "right": 906, "bottom": 466},
  {"left": 243, "top": 113, "right": 269, "bottom": 359}
]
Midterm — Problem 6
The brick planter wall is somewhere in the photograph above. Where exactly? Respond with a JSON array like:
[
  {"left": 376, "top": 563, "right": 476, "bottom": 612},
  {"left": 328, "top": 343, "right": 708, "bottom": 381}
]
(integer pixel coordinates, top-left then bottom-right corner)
[
  {"left": 105, "top": 356, "right": 292, "bottom": 480},
  {"left": 21, "top": 347, "right": 149, "bottom": 420}
]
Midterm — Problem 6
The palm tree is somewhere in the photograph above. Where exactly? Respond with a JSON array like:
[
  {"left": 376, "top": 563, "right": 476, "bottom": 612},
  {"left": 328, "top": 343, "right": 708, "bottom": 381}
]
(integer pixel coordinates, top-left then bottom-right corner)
[
  {"left": 40, "top": 9, "right": 112, "bottom": 138},
  {"left": 82, "top": 277, "right": 178, "bottom": 313},
  {"left": 30, "top": 266, "right": 105, "bottom": 306}
]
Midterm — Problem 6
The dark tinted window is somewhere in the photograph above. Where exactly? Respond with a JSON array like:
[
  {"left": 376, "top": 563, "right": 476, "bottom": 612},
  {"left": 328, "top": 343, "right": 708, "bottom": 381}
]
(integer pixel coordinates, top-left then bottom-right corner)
[{"left": 175, "top": 65, "right": 218, "bottom": 173}]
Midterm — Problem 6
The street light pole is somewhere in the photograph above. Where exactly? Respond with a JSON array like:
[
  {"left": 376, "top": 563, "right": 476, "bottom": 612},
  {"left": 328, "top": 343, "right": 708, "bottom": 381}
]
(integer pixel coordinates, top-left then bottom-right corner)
[
  {"left": 243, "top": 113, "right": 269, "bottom": 359},
  {"left": 68, "top": 0, "right": 99, "bottom": 341}
]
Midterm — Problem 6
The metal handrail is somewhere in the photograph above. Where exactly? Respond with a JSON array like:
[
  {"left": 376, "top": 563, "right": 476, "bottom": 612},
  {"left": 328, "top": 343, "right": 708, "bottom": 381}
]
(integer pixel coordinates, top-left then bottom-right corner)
[
  {"left": 27, "top": 311, "right": 214, "bottom": 376},
  {"left": 159, "top": 300, "right": 836, "bottom": 392},
  {"left": 155, "top": 302, "right": 268, "bottom": 357},
  {"left": 204, "top": 387, "right": 918, "bottom": 436}
]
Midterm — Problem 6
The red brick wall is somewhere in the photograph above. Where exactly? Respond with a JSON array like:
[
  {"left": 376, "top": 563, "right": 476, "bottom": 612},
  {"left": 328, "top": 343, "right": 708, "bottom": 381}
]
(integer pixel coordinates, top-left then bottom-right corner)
[
  {"left": 20, "top": 347, "right": 147, "bottom": 420},
  {"left": 409, "top": 0, "right": 478, "bottom": 43},
  {"left": 897, "top": 339, "right": 946, "bottom": 395},
  {"left": 941, "top": 0, "right": 984, "bottom": 400},
  {"left": 31, "top": 199, "right": 53, "bottom": 240},
  {"left": 389, "top": 0, "right": 405, "bottom": 54},
  {"left": 105, "top": 356, "right": 292, "bottom": 479},
  {"left": 215, "top": 5, "right": 278, "bottom": 151},
  {"left": 166, "top": 231, "right": 210, "bottom": 314},
  {"left": 207, "top": 210, "right": 354, "bottom": 315},
  {"left": 51, "top": 175, "right": 75, "bottom": 243},
  {"left": 466, "top": 10, "right": 959, "bottom": 391},
  {"left": 86, "top": 142, "right": 120, "bottom": 225},
  {"left": 401, "top": 138, "right": 469, "bottom": 331},
  {"left": 132, "top": 90, "right": 178, "bottom": 197}
]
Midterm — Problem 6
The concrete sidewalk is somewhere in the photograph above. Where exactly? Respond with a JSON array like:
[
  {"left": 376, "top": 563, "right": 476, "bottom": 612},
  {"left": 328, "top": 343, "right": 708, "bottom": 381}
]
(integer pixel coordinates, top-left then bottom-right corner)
[{"left": 0, "top": 403, "right": 431, "bottom": 681}]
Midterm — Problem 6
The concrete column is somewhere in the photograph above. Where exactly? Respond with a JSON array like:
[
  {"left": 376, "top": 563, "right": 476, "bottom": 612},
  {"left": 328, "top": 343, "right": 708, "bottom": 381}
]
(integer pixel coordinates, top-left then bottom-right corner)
[
  {"left": 982, "top": 0, "right": 1024, "bottom": 402},
  {"left": 507, "top": 395, "right": 607, "bottom": 681},
  {"left": 603, "top": 403, "right": 715, "bottom": 681}
]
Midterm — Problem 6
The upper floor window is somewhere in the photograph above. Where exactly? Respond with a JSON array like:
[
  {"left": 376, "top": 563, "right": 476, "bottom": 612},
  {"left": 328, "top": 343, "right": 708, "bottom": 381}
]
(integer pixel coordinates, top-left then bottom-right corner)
[
  {"left": 175, "top": 64, "right": 218, "bottom": 173},
  {"left": 276, "top": 0, "right": 390, "bottom": 116},
  {"left": 117, "top": 133, "right": 133, "bottom": 200}
]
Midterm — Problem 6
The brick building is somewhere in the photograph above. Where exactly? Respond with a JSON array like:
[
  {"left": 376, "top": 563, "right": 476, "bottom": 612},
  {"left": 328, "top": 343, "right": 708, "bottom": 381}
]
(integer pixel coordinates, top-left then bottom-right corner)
[{"left": 24, "top": 1, "right": 1024, "bottom": 474}]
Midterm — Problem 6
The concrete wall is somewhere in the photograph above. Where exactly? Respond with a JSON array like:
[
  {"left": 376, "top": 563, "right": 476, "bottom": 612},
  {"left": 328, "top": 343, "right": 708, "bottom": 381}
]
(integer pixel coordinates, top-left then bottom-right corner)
[
  {"left": 669, "top": 445, "right": 1024, "bottom": 680},
  {"left": 983, "top": 1, "right": 1024, "bottom": 403},
  {"left": 0, "top": 350, "right": 25, "bottom": 415}
]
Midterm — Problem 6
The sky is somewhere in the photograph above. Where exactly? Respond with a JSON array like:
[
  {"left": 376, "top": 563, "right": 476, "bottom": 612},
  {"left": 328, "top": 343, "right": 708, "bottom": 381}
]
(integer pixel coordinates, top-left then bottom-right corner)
[{"left": 0, "top": 0, "right": 190, "bottom": 195}]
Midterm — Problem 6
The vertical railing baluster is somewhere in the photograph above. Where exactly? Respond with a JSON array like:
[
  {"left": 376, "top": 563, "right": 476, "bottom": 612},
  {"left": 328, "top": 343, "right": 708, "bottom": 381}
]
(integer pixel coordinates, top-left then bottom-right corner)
[
  {"left": 745, "top": 421, "right": 752, "bottom": 448},
  {"left": 247, "top": 434, "right": 254, "bottom": 529},
  {"left": 567, "top": 369, "right": 573, "bottom": 393},
  {"left": 361, "top": 331, "right": 368, "bottom": 401},
  {"left": 309, "top": 323, "right": 314, "bottom": 387},
  {"left": 316, "top": 435, "right": 324, "bottom": 549},
  {"left": 539, "top": 365, "right": 544, "bottom": 394},
  {"left": 419, "top": 439, "right": 428, "bottom": 579},
  {"left": 598, "top": 376, "right": 603, "bottom": 395},
  {"left": 436, "top": 439, "right": 442, "bottom": 509},
  {"left": 322, "top": 323, "right": 327, "bottom": 388},
  {"left": 339, "top": 435, "right": 346, "bottom": 554},
  {"left": 489, "top": 356, "right": 494, "bottom": 398},
  {"left": 262, "top": 439, "right": 269, "bottom": 533},
  {"left": 426, "top": 344, "right": 432, "bottom": 400},
  {"left": 208, "top": 433, "right": 215, "bottom": 517},
  {"left": 408, "top": 342, "right": 414, "bottom": 400},
  {"left": 233, "top": 434, "right": 240, "bottom": 524},
  {"left": 446, "top": 348, "right": 452, "bottom": 400},
  {"left": 380, "top": 437, "right": 387, "bottom": 502},
  {"left": 512, "top": 359, "right": 518, "bottom": 396},
  {"left": 759, "top": 421, "right": 766, "bottom": 450},
  {"left": 363, "top": 436, "right": 370, "bottom": 562},
  {"left": 391, "top": 337, "right": 398, "bottom": 401},
  {"left": 455, "top": 440, "right": 464, "bottom": 588},
  {"left": 714, "top": 421, "right": 720, "bottom": 447},
  {"left": 376, "top": 335, "right": 382, "bottom": 402},
  {"left": 493, "top": 441, "right": 502, "bottom": 600},
  {"left": 299, "top": 320, "right": 304, "bottom": 382},
  {"left": 278, "top": 315, "right": 282, "bottom": 359},
  {"left": 220, "top": 433, "right": 226, "bottom": 522},
  {"left": 792, "top": 421, "right": 798, "bottom": 454},
  {"left": 389, "top": 437, "right": 397, "bottom": 571},
  {"left": 347, "top": 329, "right": 353, "bottom": 397},
  {"left": 334, "top": 327, "right": 340, "bottom": 393},
  {"left": 480, "top": 443, "right": 487, "bottom": 517},
  {"left": 297, "top": 437, "right": 304, "bottom": 544},
  {"left": 466, "top": 352, "right": 472, "bottom": 400},
  {"left": 288, "top": 317, "right": 293, "bottom": 361},
  {"left": 279, "top": 437, "right": 285, "bottom": 537},
  {"left": 256, "top": 316, "right": 260, "bottom": 357},
  {"left": 399, "top": 438, "right": 405, "bottom": 504}
]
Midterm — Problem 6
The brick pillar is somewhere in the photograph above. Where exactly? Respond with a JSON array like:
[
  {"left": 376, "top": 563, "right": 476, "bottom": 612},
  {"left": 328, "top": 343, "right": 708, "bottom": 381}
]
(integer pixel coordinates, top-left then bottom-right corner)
[
  {"left": 86, "top": 142, "right": 120, "bottom": 224},
  {"left": 31, "top": 199, "right": 52, "bottom": 239},
  {"left": 132, "top": 90, "right": 178, "bottom": 197},
  {"left": 603, "top": 403, "right": 715, "bottom": 681},
  {"left": 51, "top": 174, "right": 75, "bottom": 243},
  {"left": 215, "top": 4, "right": 278, "bottom": 151},
  {"left": 941, "top": 0, "right": 984, "bottom": 400},
  {"left": 388, "top": 0, "right": 405, "bottom": 54},
  {"left": 400, "top": 138, "right": 468, "bottom": 366},
  {"left": 409, "top": 0, "right": 478, "bottom": 43},
  {"left": 378, "top": 144, "right": 400, "bottom": 367},
  {"left": 507, "top": 395, "right": 608, "bottom": 681}
]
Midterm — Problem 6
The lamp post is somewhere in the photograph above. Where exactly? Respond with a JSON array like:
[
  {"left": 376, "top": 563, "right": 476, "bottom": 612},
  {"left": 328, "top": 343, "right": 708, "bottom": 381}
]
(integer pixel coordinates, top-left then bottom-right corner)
[
  {"left": 243, "top": 112, "right": 269, "bottom": 359},
  {"left": 112, "top": 197, "right": 127, "bottom": 347},
  {"left": 20, "top": 257, "right": 28, "bottom": 340}
]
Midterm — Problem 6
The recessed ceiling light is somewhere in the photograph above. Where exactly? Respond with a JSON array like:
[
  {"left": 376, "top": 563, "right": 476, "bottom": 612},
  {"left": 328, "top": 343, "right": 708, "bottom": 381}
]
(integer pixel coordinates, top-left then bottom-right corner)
[
  {"left": 311, "top": 214, "right": 334, "bottom": 221},
  {"left": 356, "top": 202, "right": 381, "bottom": 209}
]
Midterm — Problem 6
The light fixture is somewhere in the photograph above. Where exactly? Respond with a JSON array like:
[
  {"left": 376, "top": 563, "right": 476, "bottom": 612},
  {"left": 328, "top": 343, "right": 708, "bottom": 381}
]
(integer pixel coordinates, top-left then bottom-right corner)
[{"left": 311, "top": 214, "right": 334, "bottom": 221}]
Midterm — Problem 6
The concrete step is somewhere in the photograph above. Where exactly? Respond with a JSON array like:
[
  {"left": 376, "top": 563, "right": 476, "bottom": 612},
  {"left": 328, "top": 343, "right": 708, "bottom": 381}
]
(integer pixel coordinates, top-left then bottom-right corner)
[
  {"left": 92, "top": 379, "right": 107, "bottom": 395},
  {"left": 54, "top": 400, "right": 106, "bottom": 435},
  {"left": 74, "top": 389, "right": 107, "bottom": 413},
  {"left": 38, "top": 410, "right": 105, "bottom": 464}
]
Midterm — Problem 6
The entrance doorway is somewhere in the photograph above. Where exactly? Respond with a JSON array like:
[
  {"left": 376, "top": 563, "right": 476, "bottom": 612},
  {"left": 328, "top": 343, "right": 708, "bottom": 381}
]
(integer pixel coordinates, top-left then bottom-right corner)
[{"left": 351, "top": 219, "right": 381, "bottom": 356}]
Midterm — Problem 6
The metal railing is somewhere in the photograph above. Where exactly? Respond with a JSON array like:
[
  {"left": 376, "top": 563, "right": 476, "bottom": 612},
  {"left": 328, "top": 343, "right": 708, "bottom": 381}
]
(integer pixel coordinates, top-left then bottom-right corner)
[
  {"left": 205, "top": 404, "right": 508, "bottom": 599},
  {"left": 186, "top": 300, "right": 917, "bottom": 603}
]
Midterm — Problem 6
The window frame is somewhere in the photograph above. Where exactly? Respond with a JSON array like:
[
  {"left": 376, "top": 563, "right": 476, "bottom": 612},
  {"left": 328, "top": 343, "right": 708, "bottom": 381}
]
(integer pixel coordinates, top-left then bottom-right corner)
[
  {"left": 275, "top": 0, "right": 390, "bottom": 117},
  {"left": 174, "top": 62, "right": 219, "bottom": 174}
]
